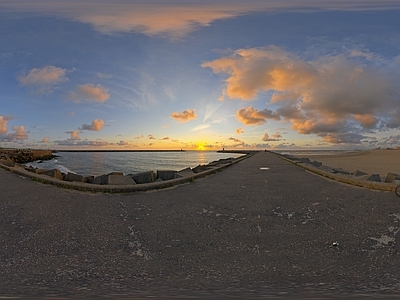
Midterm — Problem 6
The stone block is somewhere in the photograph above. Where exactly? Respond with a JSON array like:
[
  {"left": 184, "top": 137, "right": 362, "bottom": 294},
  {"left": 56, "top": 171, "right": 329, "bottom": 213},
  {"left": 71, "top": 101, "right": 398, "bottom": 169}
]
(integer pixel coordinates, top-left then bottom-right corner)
[
  {"left": 43, "top": 169, "right": 64, "bottom": 180},
  {"left": 157, "top": 170, "right": 177, "bottom": 181},
  {"left": 299, "top": 158, "right": 311, "bottom": 164},
  {"left": 192, "top": 165, "right": 209, "bottom": 173},
  {"left": 65, "top": 172, "right": 86, "bottom": 182},
  {"left": 332, "top": 168, "right": 350, "bottom": 175},
  {"left": 311, "top": 160, "right": 322, "bottom": 167},
  {"left": 384, "top": 172, "right": 400, "bottom": 183},
  {"left": 107, "top": 174, "right": 135, "bottom": 185},
  {"left": 0, "top": 158, "right": 15, "bottom": 167},
  {"left": 367, "top": 174, "right": 381, "bottom": 182},
  {"left": 92, "top": 174, "right": 108, "bottom": 185},
  {"left": 353, "top": 170, "right": 368, "bottom": 176},
  {"left": 130, "top": 171, "right": 155, "bottom": 184}
]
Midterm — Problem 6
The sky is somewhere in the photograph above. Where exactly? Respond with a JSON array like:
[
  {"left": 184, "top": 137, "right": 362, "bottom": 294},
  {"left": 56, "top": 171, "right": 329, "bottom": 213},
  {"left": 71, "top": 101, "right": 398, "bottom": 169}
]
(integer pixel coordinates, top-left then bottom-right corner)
[{"left": 1, "top": 0, "right": 400, "bottom": 151}]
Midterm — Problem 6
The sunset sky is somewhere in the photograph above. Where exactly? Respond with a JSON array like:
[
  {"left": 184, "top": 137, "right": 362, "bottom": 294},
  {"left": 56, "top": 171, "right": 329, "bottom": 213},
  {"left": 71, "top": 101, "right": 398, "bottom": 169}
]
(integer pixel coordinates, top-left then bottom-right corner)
[{"left": 1, "top": 0, "right": 400, "bottom": 150}]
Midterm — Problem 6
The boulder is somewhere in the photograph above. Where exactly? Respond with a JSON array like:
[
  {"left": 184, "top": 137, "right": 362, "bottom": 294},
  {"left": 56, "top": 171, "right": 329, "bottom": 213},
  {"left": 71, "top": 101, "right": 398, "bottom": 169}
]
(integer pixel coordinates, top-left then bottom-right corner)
[
  {"left": 332, "top": 168, "right": 350, "bottom": 175},
  {"left": 130, "top": 171, "right": 155, "bottom": 184},
  {"left": 86, "top": 176, "right": 95, "bottom": 184},
  {"left": 353, "top": 170, "right": 368, "bottom": 176},
  {"left": 192, "top": 165, "right": 209, "bottom": 173},
  {"left": 107, "top": 174, "right": 136, "bottom": 185},
  {"left": 384, "top": 172, "right": 400, "bottom": 183},
  {"left": 92, "top": 174, "right": 108, "bottom": 185},
  {"left": 43, "top": 169, "right": 64, "bottom": 180},
  {"left": 65, "top": 172, "right": 86, "bottom": 182},
  {"left": 157, "top": 170, "right": 177, "bottom": 181},
  {"left": 299, "top": 158, "right": 311, "bottom": 164},
  {"left": 310, "top": 160, "right": 322, "bottom": 167},
  {"left": 367, "top": 174, "right": 381, "bottom": 182},
  {"left": 0, "top": 158, "right": 15, "bottom": 167}
]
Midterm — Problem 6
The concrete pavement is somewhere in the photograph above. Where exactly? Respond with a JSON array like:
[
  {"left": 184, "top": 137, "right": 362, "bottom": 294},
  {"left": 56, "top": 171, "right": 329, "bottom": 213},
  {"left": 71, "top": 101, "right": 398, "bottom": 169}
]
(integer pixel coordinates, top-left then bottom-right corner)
[{"left": 1, "top": 151, "right": 400, "bottom": 298}]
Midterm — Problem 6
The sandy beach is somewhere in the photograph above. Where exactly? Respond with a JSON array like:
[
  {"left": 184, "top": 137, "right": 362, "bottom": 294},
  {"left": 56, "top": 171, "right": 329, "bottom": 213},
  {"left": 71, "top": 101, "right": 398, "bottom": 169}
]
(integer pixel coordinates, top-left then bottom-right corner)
[{"left": 304, "top": 149, "right": 400, "bottom": 176}]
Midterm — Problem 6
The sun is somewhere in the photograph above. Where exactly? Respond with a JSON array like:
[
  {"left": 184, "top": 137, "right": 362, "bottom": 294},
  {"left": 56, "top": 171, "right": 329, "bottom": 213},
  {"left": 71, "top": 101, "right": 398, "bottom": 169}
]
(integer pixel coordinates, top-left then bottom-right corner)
[{"left": 196, "top": 143, "right": 206, "bottom": 151}]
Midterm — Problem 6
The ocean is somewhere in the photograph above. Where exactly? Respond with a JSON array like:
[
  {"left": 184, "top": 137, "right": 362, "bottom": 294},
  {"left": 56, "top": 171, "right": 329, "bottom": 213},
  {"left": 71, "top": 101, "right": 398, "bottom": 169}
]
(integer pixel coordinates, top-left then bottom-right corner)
[{"left": 25, "top": 151, "right": 246, "bottom": 177}]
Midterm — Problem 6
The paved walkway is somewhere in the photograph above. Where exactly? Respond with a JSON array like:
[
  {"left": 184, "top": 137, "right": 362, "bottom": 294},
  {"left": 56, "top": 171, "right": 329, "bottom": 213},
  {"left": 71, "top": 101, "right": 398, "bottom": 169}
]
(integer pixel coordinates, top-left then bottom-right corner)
[{"left": 1, "top": 152, "right": 400, "bottom": 298}]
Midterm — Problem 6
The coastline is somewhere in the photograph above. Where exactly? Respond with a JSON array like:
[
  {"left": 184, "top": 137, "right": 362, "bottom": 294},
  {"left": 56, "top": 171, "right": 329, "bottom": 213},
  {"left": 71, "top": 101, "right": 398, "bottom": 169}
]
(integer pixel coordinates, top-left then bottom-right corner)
[{"left": 302, "top": 149, "right": 400, "bottom": 175}]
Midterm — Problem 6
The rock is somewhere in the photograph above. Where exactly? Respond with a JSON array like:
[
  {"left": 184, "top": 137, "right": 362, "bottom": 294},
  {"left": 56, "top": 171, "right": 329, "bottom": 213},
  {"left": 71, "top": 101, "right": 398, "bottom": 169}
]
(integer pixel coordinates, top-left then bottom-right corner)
[
  {"left": 155, "top": 178, "right": 163, "bottom": 182},
  {"left": 65, "top": 172, "right": 86, "bottom": 182},
  {"left": 367, "top": 174, "right": 381, "bottom": 182},
  {"left": 299, "top": 158, "right": 311, "bottom": 164},
  {"left": 86, "top": 176, "right": 95, "bottom": 183},
  {"left": 0, "top": 158, "right": 15, "bottom": 167},
  {"left": 310, "top": 160, "right": 322, "bottom": 167},
  {"left": 107, "top": 174, "right": 135, "bottom": 185},
  {"left": 192, "top": 165, "right": 209, "bottom": 173},
  {"left": 92, "top": 174, "right": 108, "bottom": 185},
  {"left": 332, "top": 168, "right": 350, "bottom": 175},
  {"left": 43, "top": 169, "right": 64, "bottom": 180},
  {"left": 353, "top": 170, "right": 368, "bottom": 176},
  {"left": 157, "top": 170, "right": 177, "bottom": 181},
  {"left": 384, "top": 172, "right": 400, "bottom": 183},
  {"left": 130, "top": 171, "right": 156, "bottom": 184}
]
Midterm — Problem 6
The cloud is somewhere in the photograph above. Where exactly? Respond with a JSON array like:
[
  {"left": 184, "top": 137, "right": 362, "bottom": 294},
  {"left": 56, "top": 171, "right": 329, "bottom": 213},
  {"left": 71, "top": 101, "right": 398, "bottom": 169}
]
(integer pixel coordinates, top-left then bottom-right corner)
[
  {"left": 117, "top": 140, "right": 128, "bottom": 146},
  {"left": 160, "top": 137, "right": 169, "bottom": 140},
  {"left": 236, "top": 128, "right": 244, "bottom": 134},
  {"left": 41, "top": 137, "right": 49, "bottom": 143},
  {"left": 1, "top": 125, "right": 29, "bottom": 141},
  {"left": 148, "top": 134, "right": 156, "bottom": 140},
  {"left": 204, "top": 46, "right": 400, "bottom": 144},
  {"left": 79, "top": 118, "right": 105, "bottom": 131},
  {"left": 262, "top": 132, "right": 282, "bottom": 142},
  {"left": 66, "top": 130, "right": 81, "bottom": 140},
  {"left": 3, "top": 1, "right": 399, "bottom": 38},
  {"left": 67, "top": 84, "right": 110, "bottom": 103},
  {"left": 0, "top": 115, "right": 13, "bottom": 134},
  {"left": 228, "top": 137, "right": 243, "bottom": 143},
  {"left": 236, "top": 106, "right": 280, "bottom": 125},
  {"left": 191, "top": 123, "right": 211, "bottom": 131},
  {"left": 134, "top": 134, "right": 144, "bottom": 139},
  {"left": 17, "top": 66, "right": 67, "bottom": 94},
  {"left": 170, "top": 109, "right": 197, "bottom": 123}
]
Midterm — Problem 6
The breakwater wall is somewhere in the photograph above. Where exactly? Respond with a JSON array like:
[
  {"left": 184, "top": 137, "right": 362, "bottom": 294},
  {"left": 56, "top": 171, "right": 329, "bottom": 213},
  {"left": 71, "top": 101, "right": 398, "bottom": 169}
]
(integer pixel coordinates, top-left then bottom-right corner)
[{"left": 0, "top": 149, "right": 53, "bottom": 164}]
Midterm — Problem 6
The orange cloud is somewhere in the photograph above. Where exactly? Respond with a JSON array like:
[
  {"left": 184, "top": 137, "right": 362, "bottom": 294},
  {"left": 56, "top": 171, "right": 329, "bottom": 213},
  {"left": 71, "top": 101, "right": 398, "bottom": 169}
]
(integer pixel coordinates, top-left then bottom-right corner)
[
  {"left": 66, "top": 130, "right": 81, "bottom": 140},
  {"left": 170, "top": 109, "right": 197, "bottom": 122},
  {"left": 236, "top": 106, "right": 280, "bottom": 125},
  {"left": 262, "top": 132, "right": 282, "bottom": 142},
  {"left": 67, "top": 84, "right": 110, "bottom": 103},
  {"left": 236, "top": 128, "right": 244, "bottom": 134},
  {"left": 204, "top": 46, "right": 400, "bottom": 144},
  {"left": 353, "top": 114, "right": 378, "bottom": 129},
  {"left": 17, "top": 66, "right": 67, "bottom": 93},
  {"left": 10, "top": 126, "right": 28, "bottom": 140},
  {"left": 4, "top": 2, "right": 398, "bottom": 37},
  {"left": 0, "top": 115, "right": 13, "bottom": 134},
  {"left": 42, "top": 137, "right": 49, "bottom": 143},
  {"left": 79, "top": 119, "right": 105, "bottom": 131}
]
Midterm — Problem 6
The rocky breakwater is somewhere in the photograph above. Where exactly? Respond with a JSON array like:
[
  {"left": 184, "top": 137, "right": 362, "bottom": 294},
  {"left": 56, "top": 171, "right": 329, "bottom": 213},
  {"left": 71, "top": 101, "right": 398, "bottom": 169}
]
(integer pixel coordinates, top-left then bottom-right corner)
[
  {"left": 0, "top": 149, "right": 54, "bottom": 165},
  {"left": 0, "top": 154, "right": 252, "bottom": 193},
  {"left": 273, "top": 152, "right": 400, "bottom": 191}
]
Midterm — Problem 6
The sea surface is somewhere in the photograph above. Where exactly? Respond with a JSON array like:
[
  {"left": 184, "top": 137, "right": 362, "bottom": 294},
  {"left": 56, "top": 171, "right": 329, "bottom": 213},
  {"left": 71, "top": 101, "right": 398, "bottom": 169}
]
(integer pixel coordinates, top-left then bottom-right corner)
[{"left": 25, "top": 151, "right": 245, "bottom": 177}]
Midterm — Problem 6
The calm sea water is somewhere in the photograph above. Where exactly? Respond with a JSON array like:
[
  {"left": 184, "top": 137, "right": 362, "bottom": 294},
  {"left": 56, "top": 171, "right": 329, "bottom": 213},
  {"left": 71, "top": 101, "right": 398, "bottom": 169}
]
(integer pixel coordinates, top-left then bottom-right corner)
[{"left": 26, "top": 151, "right": 245, "bottom": 177}]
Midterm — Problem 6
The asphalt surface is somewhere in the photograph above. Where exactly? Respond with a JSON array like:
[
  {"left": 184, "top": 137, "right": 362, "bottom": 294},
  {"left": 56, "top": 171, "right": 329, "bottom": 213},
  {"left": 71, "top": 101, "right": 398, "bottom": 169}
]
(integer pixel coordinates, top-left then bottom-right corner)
[{"left": 1, "top": 152, "right": 400, "bottom": 299}]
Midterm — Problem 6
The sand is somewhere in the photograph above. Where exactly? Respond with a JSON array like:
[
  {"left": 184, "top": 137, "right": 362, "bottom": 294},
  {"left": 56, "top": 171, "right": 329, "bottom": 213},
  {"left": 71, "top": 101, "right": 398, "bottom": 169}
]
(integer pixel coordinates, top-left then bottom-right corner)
[{"left": 306, "top": 149, "right": 400, "bottom": 176}]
